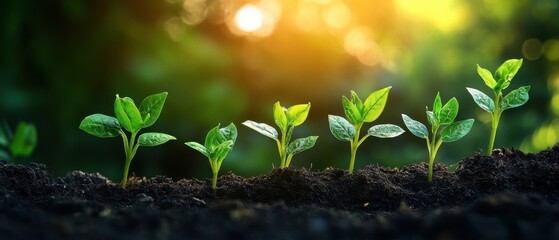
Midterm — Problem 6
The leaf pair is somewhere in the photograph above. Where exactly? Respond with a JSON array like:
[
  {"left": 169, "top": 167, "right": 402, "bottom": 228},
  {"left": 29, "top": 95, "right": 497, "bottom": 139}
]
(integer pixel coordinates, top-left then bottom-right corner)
[
  {"left": 477, "top": 59, "right": 523, "bottom": 94},
  {"left": 342, "top": 87, "right": 391, "bottom": 125},
  {"left": 467, "top": 86, "right": 530, "bottom": 113},
  {"left": 0, "top": 120, "right": 37, "bottom": 161},
  {"left": 80, "top": 92, "right": 175, "bottom": 147},
  {"left": 328, "top": 116, "right": 404, "bottom": 141},
  {"left": 243, "top": 102, "right": 318, "bottom": 168},
  {"left": 185, "top": 123, "right": 237, "bottom": 164},
  {"left": 403, "top": 93, "right": 474, "bottom": 143}
]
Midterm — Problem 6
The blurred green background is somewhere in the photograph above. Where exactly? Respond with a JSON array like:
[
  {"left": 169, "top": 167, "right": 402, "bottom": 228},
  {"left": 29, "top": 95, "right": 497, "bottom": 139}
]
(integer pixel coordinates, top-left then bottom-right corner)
[{"left": 1, "top": 0, "right": 558, "bottom": 181}]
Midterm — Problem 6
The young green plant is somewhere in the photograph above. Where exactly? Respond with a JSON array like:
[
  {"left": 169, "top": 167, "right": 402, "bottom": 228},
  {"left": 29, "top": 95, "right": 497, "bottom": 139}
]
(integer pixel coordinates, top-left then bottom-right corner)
[
  {"left": 79, "top": 92, "right": 176, "bottom": 189},
  {"left": 243, "top": 102, "right": 318, "bottom": 168},
  {"left": 467, "top": 58, "right": 530, "bottom": 155},
  {"left": 185, "top": 123, "right": 237, "bottom": 190},
  {"left": 328, "top": 87, "right": 405, "bottom": 174},
  {"left": 0, "top": 120, "right": 37, "bottom": 161},
  {"left": 402, "top": 93, "right": 474, "bottom": 182}
]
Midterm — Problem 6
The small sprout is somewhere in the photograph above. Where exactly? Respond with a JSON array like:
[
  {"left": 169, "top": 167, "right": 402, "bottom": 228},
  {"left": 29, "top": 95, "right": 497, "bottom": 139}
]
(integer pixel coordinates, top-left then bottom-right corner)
[
  {"left": 402, "top": 92, "right": 474, "bottom": 182},
  {"left": 243, "top": 102, "right": 318, "bottom": 169},
  {"left": 328, "top": 87, "right": 405, "bottom": 174},
  {"left": 467, "top": 58, "right": 530, "bottom": 155},
  {"left": 185, "top": 123, "right": 237, "bottom": 190},
  {"left": 79, "top": 92, "right": 176, "bottom": 189},
  {"left": 0, "top": 120, "right": 37, "bottom": 161}
]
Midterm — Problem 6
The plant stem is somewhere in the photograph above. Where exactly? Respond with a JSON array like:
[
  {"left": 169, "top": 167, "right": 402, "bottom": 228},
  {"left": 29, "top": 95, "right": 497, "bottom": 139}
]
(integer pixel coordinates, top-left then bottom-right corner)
[
  {"left": 285, "top": 154, "right": 294, "bottom": 168},
  {"left": 427, "top": 139, "right": 443, "bottom": 182},
  {"left": 279, "top": 129, "right": 287, "bottom": 168},
  {"left": 487, "top": 93, "right": 502, "bottom": 155},
  {"left": 348, "top": 124, "right": 362, "bottom": 174},
  {"left": 212, "top": 168, "right": 218, "bottom": 190},
  {"left": 121, "top": 131, "right": 138, "bottom": 189}
]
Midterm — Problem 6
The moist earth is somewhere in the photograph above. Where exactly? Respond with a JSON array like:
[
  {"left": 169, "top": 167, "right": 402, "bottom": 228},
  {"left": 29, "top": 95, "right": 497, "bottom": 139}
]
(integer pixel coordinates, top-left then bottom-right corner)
[{"left": 1, "top": 147, "right": 558, "bottom": 239}]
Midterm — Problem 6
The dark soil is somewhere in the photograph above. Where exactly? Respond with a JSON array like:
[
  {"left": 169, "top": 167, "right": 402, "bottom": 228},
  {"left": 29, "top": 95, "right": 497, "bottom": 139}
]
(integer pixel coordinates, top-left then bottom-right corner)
[{"left": 1, "top": 147, "right": 559, "bottom": 239}]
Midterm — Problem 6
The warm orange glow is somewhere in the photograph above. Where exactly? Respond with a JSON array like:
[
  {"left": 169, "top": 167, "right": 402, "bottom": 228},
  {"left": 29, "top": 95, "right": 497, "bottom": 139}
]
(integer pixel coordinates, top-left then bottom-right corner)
[
  {"left": 323, "top": 2, "right": 352, "bottom": 30},
  {"left": 344, "top": 26, "right": 383, "bottom": 66},
  {"left": 296, "top": 2, "right": 321, "bottom": 32},
  {"left": 234, "top": 4, "right": 264, "bottom": 33}
]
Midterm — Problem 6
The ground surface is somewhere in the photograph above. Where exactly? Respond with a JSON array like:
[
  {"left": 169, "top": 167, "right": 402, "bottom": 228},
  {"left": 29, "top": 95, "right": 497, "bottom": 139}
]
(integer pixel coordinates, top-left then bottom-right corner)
[{"left": 1, "top": 147, "right": 559, "bottom": 239}]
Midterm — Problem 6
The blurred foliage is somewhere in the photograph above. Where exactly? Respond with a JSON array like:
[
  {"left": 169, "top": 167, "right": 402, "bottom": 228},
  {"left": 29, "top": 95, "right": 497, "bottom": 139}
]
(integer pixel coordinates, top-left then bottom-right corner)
[{"left": 0, "top": 0, "right": 558, "bottom": 181}]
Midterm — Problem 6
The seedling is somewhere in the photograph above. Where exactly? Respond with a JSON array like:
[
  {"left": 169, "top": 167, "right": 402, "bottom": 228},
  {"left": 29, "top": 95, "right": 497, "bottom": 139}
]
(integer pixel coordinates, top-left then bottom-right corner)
[
  {"left": 243, "top": 102, "right": 318, "bottom": 168},
  {"left": 402, "top": 93, "right": 474, "bottom": 182},
  {"left": 79, "top": 92, "right": 176, "bottom": 189},
  {"left": 467, "top": 58, "right": 530, "bottom": 155},
  {"left": 185, "top": 123, "right": 237, "bottom": 190},
  {"left": 328, "top": 87, "right": 405, "bottom": 174},
  {"left": 0, "top": 120, "right": 37, "bottom": 161}
]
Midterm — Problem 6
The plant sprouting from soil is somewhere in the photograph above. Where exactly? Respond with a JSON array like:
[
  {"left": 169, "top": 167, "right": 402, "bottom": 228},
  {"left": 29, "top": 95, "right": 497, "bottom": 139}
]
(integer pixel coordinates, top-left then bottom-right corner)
[
  {"left": 0, "top": 120, "right": 37, "bottom": 161},
  {"left": 243, "top": 102, "right": 318, "bottom": 169},
  {"left": 328, "top": 87, "right": 405, "bottom": 174},
  {"left": 79, "top": 92, "right": 176, "bottom": 189},
  {"left": 402, "top": 93, "right": 474, "bottom": 182},
  {"left": 185, "top": 123, "right": 237, "bottom": 189},
  {"left": 467, "top": 58, "right": 530, "bottom": 155}
]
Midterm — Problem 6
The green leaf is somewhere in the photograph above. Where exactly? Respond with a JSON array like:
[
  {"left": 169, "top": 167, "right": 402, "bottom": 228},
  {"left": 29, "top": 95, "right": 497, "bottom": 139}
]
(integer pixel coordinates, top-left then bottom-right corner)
[
  {"left": 211, "top": 140, "right": 234, "bottom": 163},
  {"left": 287, "top": 136, "right": 318, "bottom": 155},
  {"left": 286, "top": 103, "right": 311, "bottom": 127},
  {"left": 362, "top": 86, "right": 391, "bottom": 122},
  {"left": 205, "top": 125, "right": 227, "bottom": 151},
  {"left": 441, "top": 119, "right": 474, "bottom": 142},
  {"left": 114, "top": 95, "right": 143, "bottom": 132},
  {"left": 138, "top": 132, "right": 176, "bottom": 146},
  {"left": 500, "top": 86, "right": 530, "bottom": 111},
  {"left": 139, "top": 92, "right": 168, "bottom": 128},
  {"left": 368, "top": 124, "right": 405, "bottom": 138},
  {"left": 285, "top": 126, "right": 294, "bottom": 145},
  {"left": 432, "top": 92, "right": 442, "bottom": 124},
  {"left": 219, "top": 123, "right": 238, "bottom": 143},
  {"left": 328, "top": 115, "right": 356, "bottom": 141},
  {"left": 9, "top": 122, "right": 37, "bottom": 157},
  {"left": 401, "top": 114, "right": 428, "bottom": 139},
  {"left": 350, "top": 91, "right": 364, "bottom": 112},
  {"left": 79, "top": 114, "right": 122, "bottom": 138},
  {"left": 342, "top": 96, "right": 362, "bottom": 125},
  {"left": 494, "top": 58, "right": 523, "bottom": 91},
  {"left": 185, "top": 142, "right": 209, "bottom": 158},
  {"left": 438, "top": 97, "right": 459, "bottom": 126},
  {"left": 242, "top": 120, "right": 278, "bottom": 140},
  {"left": 273, "top": 102, "right": 288, "bottom": 132},
  {"left": 477, "top": 64, "right": 497, "bottom": 89},
  {"left": 426, "top": 110, "right": 435, "bottom": 126},
  {"left": 466, "top": 87, "right": 495, "bottom": 113}
]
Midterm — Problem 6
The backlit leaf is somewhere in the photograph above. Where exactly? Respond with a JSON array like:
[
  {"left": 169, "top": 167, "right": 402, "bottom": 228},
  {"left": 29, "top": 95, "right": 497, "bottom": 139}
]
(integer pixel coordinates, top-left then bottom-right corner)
[
  {"left": 368, "top": 124, "right": 405, "bottom": 138},
  {"left": 477, "top": 64, "right": 497, "bottom": 89},
  {"left": 401, "top": 114, "right": 428, "bottom": 139},
  {"left": 273, "top": 102, "right": 287, "bottom": 132},
  {"left": 328, "top": 115, "right": 356, "bottom": 141},
  {"left": 287, "top": 103, "right": 311, "bottom": 127},
  {"left": 342, "top": 96, "right": 362, "bottom": 125},
  {"left": 139, "top": 92, "right": 168, "bottom": 128},
  {"left": 114, "top": 95, "right": 143, "bottom": 132},
  {"left": 362, "top": 86, "right": 391, "bottom": 122},
  {"left": 494, "top": 58, "right": 523, "bottom": 91},
  {"left": 500, "top": 86, "right": 530, "bottom": 111},
  {"left": 242, "top": 120, "right": 278, "bottom": 141},
  {"left": 466, "top": 87, "right": 494, "bottom": 113},
  {"left": 441, "top": 119, "right": 474, "bottom": 142},
  {"left": 439, "top": 97, "right": 458, "bottom": 126}
]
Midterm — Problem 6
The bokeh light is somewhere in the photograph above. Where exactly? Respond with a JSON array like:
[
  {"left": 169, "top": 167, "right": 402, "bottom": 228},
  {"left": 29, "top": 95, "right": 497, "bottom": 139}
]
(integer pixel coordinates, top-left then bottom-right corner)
[{"left": 234, "top": 4, "right": 264, "bottom": 33}]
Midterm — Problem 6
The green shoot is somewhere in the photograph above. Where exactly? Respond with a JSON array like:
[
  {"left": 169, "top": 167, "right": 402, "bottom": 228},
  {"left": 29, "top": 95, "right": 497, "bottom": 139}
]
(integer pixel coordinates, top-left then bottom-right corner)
[
  {"left": 0, "top": 120, "right": 37, "bottom": 161},
  {"left": 402, "top": 92, "right": 474, "bottom": 182},
  {"left": 243, "top": 102, "right": 318, "bottom": 169},
  {"left": 79, "top": 92, "right": 176, "bottom": 189},
  {"left": 328, "top": 87, "right": 405, "bottom": 174},
  {"left": 467, "top": 58, "right": 530, "bottom": 155},
  {"left": 185, "top": 123, "right": 237, "bottom": 190}
]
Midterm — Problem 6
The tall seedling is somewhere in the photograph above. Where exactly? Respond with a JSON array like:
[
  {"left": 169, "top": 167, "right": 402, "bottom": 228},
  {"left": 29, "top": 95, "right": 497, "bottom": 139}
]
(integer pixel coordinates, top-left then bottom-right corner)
[
  {"left": 328, "top": 87, "right": 405, "bottom": 174},
  {"left": 467, "top": 59, "right": 530, "bottom": 155},
  {"left": 79, "top": 92, "right": 176, "bottom": 189},
  {"left": 402, "top": 93, "right": 474, "bottom": 182}
]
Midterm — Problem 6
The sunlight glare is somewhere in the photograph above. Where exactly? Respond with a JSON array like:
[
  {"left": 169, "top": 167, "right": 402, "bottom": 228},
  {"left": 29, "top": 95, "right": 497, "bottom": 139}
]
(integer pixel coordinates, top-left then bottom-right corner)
[
  {"left": 396, "top": 0, "right": 466, "bottom": 32},
  {"left": 323, "top": 1, "right": 352, "bottom": 30},
  {"left": 234, "top": 4, "right": 264, "bottom": 32}
]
